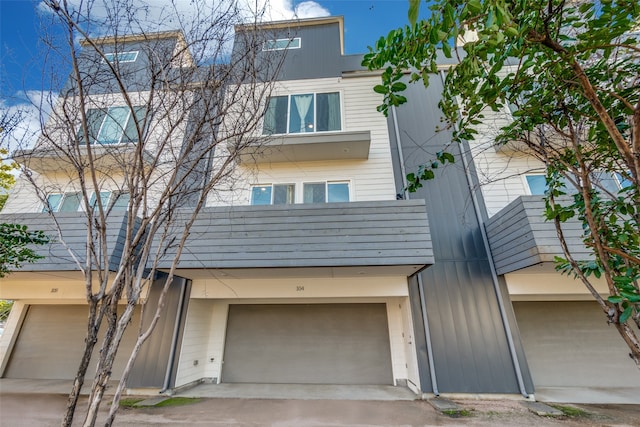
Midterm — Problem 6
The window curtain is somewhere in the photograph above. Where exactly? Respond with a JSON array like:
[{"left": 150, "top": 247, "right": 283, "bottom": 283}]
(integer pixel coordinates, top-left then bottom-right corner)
[
  {"left": 326, "top": 92, "right": 341, "bottom": 131},
  {"left": 263, "top": 97, "right": 278, "bottom": 135},
  {"left": 263, "top": 96, "right": 287, "bottom": 135},
  {"left": 291, "top": 94, "right": 313, "bottom": 133},
  {"left": 303, "top": 183, "right": 326, "bottom": 203},
  {"left": 316, "top": 92, "right": 341, "bottom": 132}
]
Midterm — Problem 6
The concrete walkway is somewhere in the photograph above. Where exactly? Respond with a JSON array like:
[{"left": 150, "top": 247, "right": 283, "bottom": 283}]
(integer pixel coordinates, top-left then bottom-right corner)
[
  {"left": 536, "top": 386, "right": 640, "bottom": 404},
  {"left": 0, "top": 379, "right": 417, "bottom": 400},
  {"left": 173, "top": 382, "right": 418, "bottom": 400}
]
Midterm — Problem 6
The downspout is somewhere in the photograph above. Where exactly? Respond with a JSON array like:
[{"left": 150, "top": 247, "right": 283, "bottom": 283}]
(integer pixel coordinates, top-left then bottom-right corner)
[
  {"left": 160, "top": 278, "right": 187, "bottom": 394},
  {"left": 391, "top": 105, "right": 440, "bottom": 396},
  {"left": 439, "top": 70, "right": 529, "bottom": 398}
]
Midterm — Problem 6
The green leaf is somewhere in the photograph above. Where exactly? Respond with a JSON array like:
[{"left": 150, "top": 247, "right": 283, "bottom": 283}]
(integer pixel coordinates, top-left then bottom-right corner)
[
  {"left": 391, "top": 81, "right": 407, "bottom": 91},
  {"left": 467, "top": 0, "right": 482, "bottom": 14},
  {"left": 373, "top": 85, "right": 388, "bottom": 94},
  {"left": 408, "top": 0, "right": 420, "bottom": 27},
  {"left": 608, "top": 295, "right": 624, "bottom": 304},
  {"left": 442, "top": 41, "right": 452, "bottom": 58},
  {"left": 619, "top": 305, "right": 633, "bottom": 323}
]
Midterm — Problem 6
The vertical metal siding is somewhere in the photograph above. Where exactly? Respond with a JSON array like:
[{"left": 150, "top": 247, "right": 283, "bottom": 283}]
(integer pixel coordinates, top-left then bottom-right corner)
[
  {"left": 389, "top": 78, "right": 534, "bottom": 393},
  {"left": 234, "top": 22, "right": 344, "bottom": 82},
  {"left": 127, "top": 274, "right": 191, "bottom": 388},
  {"left": 407, "top": 275, "right": 432, "bottom": 392}
]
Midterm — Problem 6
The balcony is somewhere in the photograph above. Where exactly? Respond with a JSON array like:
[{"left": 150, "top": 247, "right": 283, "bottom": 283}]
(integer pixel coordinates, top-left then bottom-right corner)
[
  {"left": 0, "top": 211, "right": 139, "bottom": 272},
  {"left": 13, "top": 144, "right": 154, "bottom": 174},
  {"left": 485, "top": 196, "right": 592, "bottom": 275},
  {"left": 156, "top": 199, "right": 433, "bottom": 278},
  {"left": 237, "top": 130, "right": 371, "bottom": 163}
]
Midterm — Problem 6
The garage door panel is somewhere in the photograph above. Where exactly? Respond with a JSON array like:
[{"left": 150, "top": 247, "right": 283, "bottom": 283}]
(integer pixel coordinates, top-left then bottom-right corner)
[
  {"left": 222, "top": 304, "right": 393, "bottom": 385},
  {"left": 513, "top": 301, "right": 640, "bottom": 388},
  {"left": 3, "top": 305, "right": 139, "bottom": 380}
]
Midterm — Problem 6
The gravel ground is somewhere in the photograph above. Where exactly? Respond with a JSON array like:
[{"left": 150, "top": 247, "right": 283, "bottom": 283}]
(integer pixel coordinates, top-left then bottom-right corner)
[{"left": 1, "top": 394, "right": 639, "bottom": 426}]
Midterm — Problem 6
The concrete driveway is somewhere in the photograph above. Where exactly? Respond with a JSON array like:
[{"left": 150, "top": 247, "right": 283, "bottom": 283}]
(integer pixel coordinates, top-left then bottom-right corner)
[{"left": 2, "top": 392, "right": 640, "bottom": 427}]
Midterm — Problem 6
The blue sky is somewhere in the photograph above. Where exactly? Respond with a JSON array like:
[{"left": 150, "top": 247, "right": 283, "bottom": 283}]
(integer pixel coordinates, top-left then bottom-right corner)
[
  {"left": 1, "top": 0, "right": 428, "bottom": 99},
  {"left": 0, "top": 0, "right": 429, "bottom": 149}
]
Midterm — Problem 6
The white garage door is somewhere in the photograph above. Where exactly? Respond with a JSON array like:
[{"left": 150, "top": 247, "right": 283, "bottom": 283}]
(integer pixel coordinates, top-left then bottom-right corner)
[
  {"left": 513, "top": 301, "right": 640, "bottom": 388},
  {"left": 3, "top": 305, "right": 139, "bottom": 380},
  {"left": 222, "top": 303, "right": 394, "bottom": 385}
]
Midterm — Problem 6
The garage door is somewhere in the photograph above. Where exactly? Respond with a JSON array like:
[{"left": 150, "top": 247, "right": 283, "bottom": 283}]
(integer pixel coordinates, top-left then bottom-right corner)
[
  {"left": 3, "top": 305, "right": 139, "bottom": 380},
  {"left": 222, "top": 303, "right": 393, "bottom": 384},
  {"left": 513, "top": 301, "right": 640, "bottom": 388}
]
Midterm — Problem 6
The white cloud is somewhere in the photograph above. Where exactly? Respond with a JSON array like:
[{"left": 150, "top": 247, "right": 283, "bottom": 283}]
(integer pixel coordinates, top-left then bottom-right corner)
[
  {"left": 36, "top": 0, "right": 330, "bottom": 62},
  {"left": 1, "top": 91, "right": 56, "bottom": 154},
  {"left": 38, "top": 0, "right": 330, "bottom": 36},
  {"left": 260, "top": 0, "right": 330, "bottom": 21}
]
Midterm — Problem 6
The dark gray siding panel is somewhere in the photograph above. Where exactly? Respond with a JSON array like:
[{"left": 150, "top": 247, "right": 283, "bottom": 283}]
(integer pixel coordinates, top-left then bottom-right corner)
[
  {"left": 234, "top": 21, "right": 343, "bottom": 81},
  {"left": 128, "top": 274, "right": 191, "bottom": 388},
  {"left": 389, "top": 77, "right": 534, "bottom": 393},
  {"left": 0, "top": 212, "right": 140, "bottom": 272},
  {"left": 407, "top": 275, "right": 432, "bottom": 392},
  {"left": 486, "top": 196, "right": 592, "bottom": 275},
  {"left": 64, "top": 38, "right": 178, "bottom": 95},
  {"left": 155, "top": 200, "right": 434, "bottom": 270}
]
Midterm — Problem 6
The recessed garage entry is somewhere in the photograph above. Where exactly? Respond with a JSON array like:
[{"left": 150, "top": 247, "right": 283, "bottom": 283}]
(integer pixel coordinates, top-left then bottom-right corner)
[
  {"left": 222, "top": 303, "right": 394, "bottom": 385},
  {"left": 513, "top": 301, "right": 640, "bottom": 388},
  {"left": 3, "top": 305, "right": 139, "bottom": 380}
]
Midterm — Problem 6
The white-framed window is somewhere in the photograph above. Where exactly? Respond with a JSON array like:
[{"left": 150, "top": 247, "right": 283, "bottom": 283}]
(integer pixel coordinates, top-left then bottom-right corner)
[
  {"left": 614, "top": 172, "right": 633, "bottom": 190},
  {"left": 43, "top": 191, "right": 130, "bottom": 212},
  {"left": 303, "top": 181, "right": 350, "bottom": 203},
  {"left": 263, "top": 92, "right": 342, "bottom": 135},
  {"left": 103, "top": 51, "right": 139, "bottom": 63},
  {"left": 110, "top": 192, "right": 131, "bottom": 211},
  {"left": 43, "top": 192, "right": 82, "bottom": 213},
  {"left": 78, "top": 106, "right": 147, "bottom": 145},
  {"left": 89, "top": 191, "right": 111, "bottom": 210},
  {"left": 250, "top": 184, "right": 295, "bottom": 205},
  {"left": 524, "top": 173, "right": 581, "bottom": 196},
  {"left": 262, "top": 38, "right": 301, "bottom": 51},
  {"left": 524, "top": 175, "right": 547, "bottom": 195}
]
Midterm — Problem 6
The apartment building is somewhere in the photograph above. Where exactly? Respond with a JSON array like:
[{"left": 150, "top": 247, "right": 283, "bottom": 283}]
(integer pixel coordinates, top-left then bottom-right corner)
[{"left": 0, "top": 16, "right": 637, "bottom": 400}]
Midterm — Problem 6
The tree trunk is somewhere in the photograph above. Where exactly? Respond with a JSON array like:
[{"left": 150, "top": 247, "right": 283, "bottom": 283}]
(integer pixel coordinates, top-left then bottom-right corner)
[
  {"left": 613, "top": 321, "right": 640, "bottom": 368},
  {"left": 61, "top": 303, "right": 101, "bottom": 427},
  {"left": 82, "top": 301, "right": 137, "bottom": 427}
]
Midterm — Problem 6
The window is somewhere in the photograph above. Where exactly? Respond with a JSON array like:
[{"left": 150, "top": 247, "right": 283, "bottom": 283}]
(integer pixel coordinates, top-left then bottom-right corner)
[
  {"left": 263, "top": 38, "right": 301, "bottom": 51},
  {"left": 250, "top": 184, "right": 295, "bottom": 205},
  {"left": 525, "top": 175, "right": 547, "bottom": 195},
  {"left": 43, "top": 192, "right": 82, "bottom": 213},
  {"left": 42, "top": 191, "right": 129, "bottom": 212},
  {"left": 525, "top": 174, "right": 578, "bottom": 196},
  {"left": 303, "top": 182, "right": 349, "bottom": 203},
  {"left": 263, "top": 92, "right": 341, "bottom": 135},
  {"left": 78, "top": 106, "right": 147, "bottom": 145},
  {"left": 89, "top": 191, "right": 111, "bottom": 210},
  {"left": 110, "top": 192, "right": 131, "bottom": 211},
  {"left": 615, "top": 172, "right": 633, "bottom": 190},
  {"left": 103, "top": 51, "right": 138, "bottom": 63}
]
